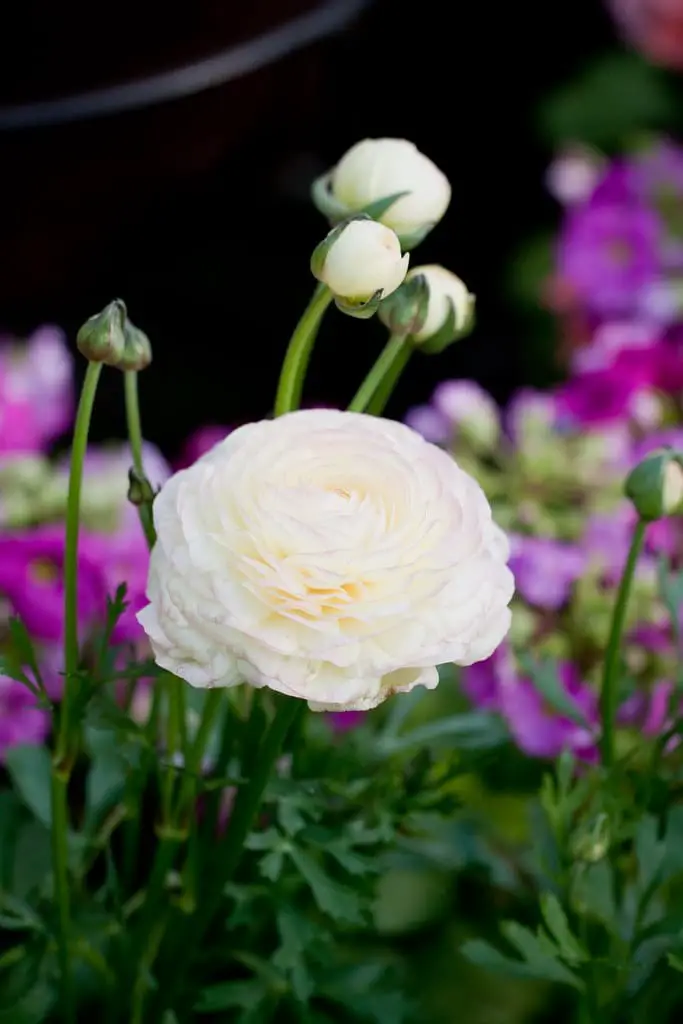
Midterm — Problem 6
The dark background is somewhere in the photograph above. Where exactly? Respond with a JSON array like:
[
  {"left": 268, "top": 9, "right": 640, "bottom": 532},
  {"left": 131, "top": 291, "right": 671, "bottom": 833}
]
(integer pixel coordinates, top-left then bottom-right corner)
[{"left": 0, "top": 0, "right": 615, "bottom": 458}]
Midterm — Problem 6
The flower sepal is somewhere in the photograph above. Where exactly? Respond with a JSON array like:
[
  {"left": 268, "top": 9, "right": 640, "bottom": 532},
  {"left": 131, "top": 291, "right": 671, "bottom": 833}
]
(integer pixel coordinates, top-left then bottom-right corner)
[{"left": 378, "top": 273, "right": 430, "bottom": 337}]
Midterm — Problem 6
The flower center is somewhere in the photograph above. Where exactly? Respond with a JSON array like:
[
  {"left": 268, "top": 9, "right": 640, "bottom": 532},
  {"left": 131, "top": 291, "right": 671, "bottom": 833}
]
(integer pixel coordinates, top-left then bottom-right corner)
[{"left": 28, "top": 558, "right": 59, "bottom": 584}]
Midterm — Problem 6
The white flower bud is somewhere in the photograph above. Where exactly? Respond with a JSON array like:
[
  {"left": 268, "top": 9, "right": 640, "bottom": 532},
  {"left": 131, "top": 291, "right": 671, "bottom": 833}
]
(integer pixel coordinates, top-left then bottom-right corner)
[
  {"left": 314, "top": 220, "right": 409, "bottom": 303},
  {"left": 331, "top": 138, "right": 451, "bottom": 239},
  {"left": 408, "top": 265, "right": 474, "bottom": 343},
  {"left": 664, "top": 460, "right": 683, "bottom": 514}
]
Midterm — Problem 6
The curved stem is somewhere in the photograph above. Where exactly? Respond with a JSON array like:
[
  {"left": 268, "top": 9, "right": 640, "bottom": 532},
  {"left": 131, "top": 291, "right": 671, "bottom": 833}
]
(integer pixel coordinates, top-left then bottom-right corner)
[
  {"left": 347, "top": 333, "right": 412, "bottom": 414},
  {"left": 124, "top": 370, "right": 156, "bottom": 549},
  {"left": 600, "top": 519, "right": 647, "bottom": 768},
  {"left": 273, "top": 284, "right": 333, "bottom": 416}
]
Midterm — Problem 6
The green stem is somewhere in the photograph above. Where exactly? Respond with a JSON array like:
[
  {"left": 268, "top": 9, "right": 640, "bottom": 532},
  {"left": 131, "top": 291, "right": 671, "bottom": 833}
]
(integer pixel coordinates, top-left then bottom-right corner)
[
  {"left": 51, "top": 359, "right": 102, "bottom": 1023},
  {"left": 273, "top": 284, "right": 333, "bottom": 416},
  {"left": 175, "top": 689, "right": 224, "bottom": 824},
  {"left": 50, "top": 770, "right": 74, "bottom": 1023},
  {"left": 347, "top": 333, "right": 412, "bottom": 414},
  {"left": 599, "top": 519, "right": 647, "bottom": 768},
  {"left": 57, "top": 359, "right": 102, "bottom": 762},
  {"left": 151, "top": 697, "right": 305, "bottom": 1017},
  {"left": 124, "top": 370, "right": 156, "bottom": 549},
  {"left": 131, "top": 914, "right": 169, "bottom": 1024}
]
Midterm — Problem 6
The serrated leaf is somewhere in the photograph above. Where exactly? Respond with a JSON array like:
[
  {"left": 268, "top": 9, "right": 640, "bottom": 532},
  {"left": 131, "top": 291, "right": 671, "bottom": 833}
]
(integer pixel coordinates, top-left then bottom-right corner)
[
  {"left": 259, "top": 849, "right": 285, "bottom": 882},
  {"left": 571, "top": 861, "right": 616, "bottom": 931},
  {"left": 540, "top": 893, "right": 587, "bottom": 964},
  {"left": 500, "top": 921, "right": 585, "bottom": 989},
  {"left": 244, "top": 828, "right": 281, "bottom": 852},
  {"left": 462, "top": 934, "right": 584, "bottom": 990},
  {"left": 288, "top": 847, "right": 364, "bottom": 924},
  {"left": 5, "top": 746, "right": 52, "bottom": 828}
]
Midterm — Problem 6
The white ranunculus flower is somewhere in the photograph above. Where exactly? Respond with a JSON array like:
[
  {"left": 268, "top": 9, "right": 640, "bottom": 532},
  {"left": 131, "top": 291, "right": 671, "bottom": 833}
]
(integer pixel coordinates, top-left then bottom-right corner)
[
  {"left": 332, "top": 138, "right": 451, "bottom": 238},
  {"left": 409, "top": 265, "right": 474, "bottom": 342},
  {"left": 316, "top": 220, "right": 409, "bottom": 303},
  {"left": 138, "top": 410, "right": 514, "bottom": 712}
]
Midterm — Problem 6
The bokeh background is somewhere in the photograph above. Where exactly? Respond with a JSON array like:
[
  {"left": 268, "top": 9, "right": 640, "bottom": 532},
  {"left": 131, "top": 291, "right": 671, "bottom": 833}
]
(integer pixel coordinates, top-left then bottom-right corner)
[
  {"left": 5, "top": 7, "right": 683, "bottom": 1021},
  {"left": 0, "top": 0, "right": 639, "bottom": 458}
]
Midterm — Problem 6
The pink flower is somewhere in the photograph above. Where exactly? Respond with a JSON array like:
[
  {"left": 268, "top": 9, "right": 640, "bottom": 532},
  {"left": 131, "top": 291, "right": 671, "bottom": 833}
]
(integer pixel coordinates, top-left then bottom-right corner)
[
  {"left": 555, "top": 367, "right": 656, "bottom": 427},
  {"left": 0, "top": 674, "right": 50, "bottom": 759},
  {"left": 0, "top": 327, "right": 73, "bottom": 455},
  {"left": 0, "top": 526, "right": 108, "bottom": 643},
  {"left": 509, "top": 535, "right": 586, "bottom": 610}
]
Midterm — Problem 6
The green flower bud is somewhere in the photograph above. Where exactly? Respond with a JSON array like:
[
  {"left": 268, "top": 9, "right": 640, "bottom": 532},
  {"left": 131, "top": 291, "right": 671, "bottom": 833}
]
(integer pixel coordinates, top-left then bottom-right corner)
[
  {"left": 76, "top": 299, "right": 127, "bottom": 365},
  {"left": 119, "top": 320, "right": 152, "bottom": 372},
  {"left": 625, "top": 447, "right": 683, "bottom": 521},
  {"left": 127, "top": 467, "right": 156, "bottom": 507},
  {"left": 378, "top": 273, "right": 430, "bottom": 336}
]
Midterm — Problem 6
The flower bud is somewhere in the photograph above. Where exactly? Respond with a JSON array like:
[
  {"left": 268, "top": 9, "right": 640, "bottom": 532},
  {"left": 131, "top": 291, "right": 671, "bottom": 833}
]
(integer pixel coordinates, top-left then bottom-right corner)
[
  {"left": 311, "top": 218, "right": 409, "bottom": 318},
  {"left": 127, "top": 467, "right": 156, "bottom": 507},
  {"left": 315, "top": 138, "right": 451, "bottom": 248},
  {"left": 77, "top": 299, "right": 127, "bottom": 365},
  {"left": 625, "top": 447, "right": 683, "bottom": 521},
  {"left": 406, "top": 265, "right": 475, "bottom": 353},
  {"left": 378, "top": 273, "right": 430, "bottom": 336},
  {"left": 119, "top": 319, "right": 152, "bottom": 372}
]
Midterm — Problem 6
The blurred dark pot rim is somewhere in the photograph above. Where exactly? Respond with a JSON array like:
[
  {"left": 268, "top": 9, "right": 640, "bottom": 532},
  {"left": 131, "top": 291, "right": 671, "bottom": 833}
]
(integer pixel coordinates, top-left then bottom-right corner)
[{"left": 0, "top": 0, "right": 369, "bottom": 131}]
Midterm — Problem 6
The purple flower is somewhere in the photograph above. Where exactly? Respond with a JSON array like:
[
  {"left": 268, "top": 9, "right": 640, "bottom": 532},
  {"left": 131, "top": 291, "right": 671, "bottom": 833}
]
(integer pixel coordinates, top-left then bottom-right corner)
[
  {"left": 404, "top": 404, "right": 451, "bottom": 443},
  {"left": 571, "top": 320, "right": 661, "bottom": 375},
  {"left": 509, "top": 535, "right": 586, "bottom": 610},
  {"left": 463, "top": 649, "right": 599, "bottom": 761},
  {"left": 0, "top": 674, "right": 50, "bottom": 759},
  {"left": 0, "top": 526, "right": 107, "bottom": 643},
  {"left": 557, "top": 191, "right": 660, "bottom": 318},
  {"left": 555, "top": 367, "right": 654, "bottom": 427},
  {"left": 0, "top": 327, "right": 73, "bottom": 455}
]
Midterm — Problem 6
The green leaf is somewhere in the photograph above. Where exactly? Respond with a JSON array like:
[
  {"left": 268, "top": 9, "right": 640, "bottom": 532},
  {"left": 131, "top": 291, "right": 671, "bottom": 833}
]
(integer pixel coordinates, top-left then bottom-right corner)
[
  {"left": 571, "top": 861, "right": 616, "bottom": 931},
  {"left": 273, "top": 907, "right": 319, "bottom": 1003},
  {"left": 12, "top": 822, "right": 52, "bottom": 899},
  {"left": 84, "top": 727, "right": 128, "bottom": 831},
  {"left": 288, "top": 847, "right": 364, "bottom": 924},
  {"left": 540, "top": 893, "right": 587, "bottom": 964},
  {"left": 667, "top": 952, "right": 683, "bottom": 973},
  {"left": 462, "top": 932, "right": 584, "bottom": 990},
  {"left": 194, "top": 980, "right": 266, "bottom": 1013},
  {"left": 5, "top": 746, "right": 52, "bottom": 828},
  {"left": 521, "top": 656, "right": 591, "bottom": 729},
  {"left": 7, "top": 619, "right": 45, "bottom": 695},
  {"left": 500, "top": 921, "right": 585, "bottom": 989},
  {"left": 259, "top": 849, "right": 285, "bottom": 882},
  {"left": 377, "top": 712, "right": 507, "bottom": 755}
]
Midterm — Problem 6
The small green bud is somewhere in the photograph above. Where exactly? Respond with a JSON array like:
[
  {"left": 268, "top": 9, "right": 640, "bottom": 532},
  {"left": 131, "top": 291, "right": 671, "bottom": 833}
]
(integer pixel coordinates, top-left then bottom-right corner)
[
  {"left": 119, "top": 319, "right": 152, "bottom": 371},
  {"left": 378, "top": 273, "right": 430, "bottom": 336},
  {"left": 127, "top": 467, "right": 156, "bottom": 507},
  {"left": 571, "top": 813, "right": 610, "bottom": 864},
  {"left": 625, "top": 447, "right": 683, "bottom": 521},
  {"left": 76, "top": 299, "right": 127, "bottom": 365}
]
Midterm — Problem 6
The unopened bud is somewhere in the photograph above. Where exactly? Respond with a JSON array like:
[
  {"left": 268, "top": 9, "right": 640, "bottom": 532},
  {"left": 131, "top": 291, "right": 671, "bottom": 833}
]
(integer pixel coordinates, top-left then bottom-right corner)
[
  {"left": 76, "top": 300, "right": 127, "bottom": 365},
  {"left": 119, "top": 320, "right": 152, "bottom": 372},
  {"left": 406, "top": 265, "right": 475, "bottom": 354},
  {"left": 378, "top": 273, "right": 430, "bottom": 336},
  {"left": 311, "top": 217, "right": 409, "bottom": 318},
  {"left": 127, "top": 467, "right": 156, "bottom": 507},
  {"left": 625, "top": 447, "right": 683, "bottom": 521}
]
